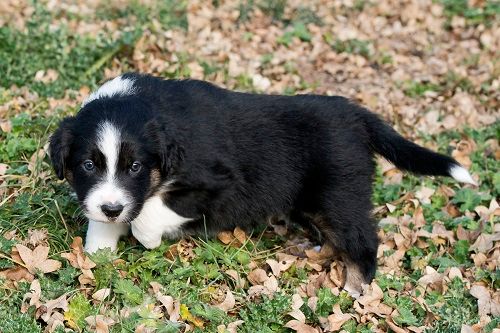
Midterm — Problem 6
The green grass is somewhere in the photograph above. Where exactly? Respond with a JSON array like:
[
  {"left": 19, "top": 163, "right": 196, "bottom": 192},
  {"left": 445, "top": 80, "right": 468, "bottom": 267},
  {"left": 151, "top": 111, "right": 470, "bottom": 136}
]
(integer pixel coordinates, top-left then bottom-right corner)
[{"left": 439, "top": 0, "right": 500, "bottom": 28}]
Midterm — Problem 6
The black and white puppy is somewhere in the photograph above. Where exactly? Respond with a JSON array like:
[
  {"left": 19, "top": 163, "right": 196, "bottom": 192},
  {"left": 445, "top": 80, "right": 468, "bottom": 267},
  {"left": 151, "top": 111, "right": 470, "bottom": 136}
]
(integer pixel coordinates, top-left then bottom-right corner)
[{"left": 49, "top": 73, "right": 475, "bottom": 295}]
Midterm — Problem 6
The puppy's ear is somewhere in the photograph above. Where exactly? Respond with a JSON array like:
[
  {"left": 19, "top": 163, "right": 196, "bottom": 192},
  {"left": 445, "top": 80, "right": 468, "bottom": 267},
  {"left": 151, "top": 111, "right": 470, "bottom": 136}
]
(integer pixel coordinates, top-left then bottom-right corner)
[
  {"left": 143, "top": 119, "right": 184, "bottom": 175},
  {"left": 49, "top": 117, "right": 75, "bottom": 180}
]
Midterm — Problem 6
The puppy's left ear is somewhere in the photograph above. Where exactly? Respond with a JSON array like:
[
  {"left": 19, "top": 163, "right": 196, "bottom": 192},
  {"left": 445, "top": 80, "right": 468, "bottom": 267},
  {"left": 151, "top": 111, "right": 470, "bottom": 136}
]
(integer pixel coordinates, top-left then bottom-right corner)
[
  {"left": 143, "top": 118, "right": 184, "bottom": 175},
  {"left": 49, "top": 117, "right": 75, "bottom": 180}
]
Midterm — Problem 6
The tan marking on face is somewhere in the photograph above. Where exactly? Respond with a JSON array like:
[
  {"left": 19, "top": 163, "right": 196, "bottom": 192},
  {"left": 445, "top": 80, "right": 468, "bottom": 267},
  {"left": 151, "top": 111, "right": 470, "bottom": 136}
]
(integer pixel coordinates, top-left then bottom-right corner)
[
  {"left": 64, "top": 170, "right": 74, "bottom": 185},
  {"left": 150, "top": 169, "right": 161, "bottom": 187}
]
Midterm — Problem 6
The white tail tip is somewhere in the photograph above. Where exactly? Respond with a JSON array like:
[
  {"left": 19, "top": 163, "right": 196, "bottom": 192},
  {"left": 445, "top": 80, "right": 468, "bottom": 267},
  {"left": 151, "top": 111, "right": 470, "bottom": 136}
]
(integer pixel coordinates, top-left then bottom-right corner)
[{"left": 449, "top": 165, "right": 477, "bottom": 186}]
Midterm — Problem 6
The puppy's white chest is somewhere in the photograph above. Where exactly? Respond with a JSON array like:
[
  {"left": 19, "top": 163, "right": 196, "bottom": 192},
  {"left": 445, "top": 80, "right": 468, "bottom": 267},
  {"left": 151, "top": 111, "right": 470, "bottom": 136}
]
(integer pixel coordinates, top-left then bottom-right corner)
[{"left": 131, "top": 195, "right": 191, "bottom": 248}]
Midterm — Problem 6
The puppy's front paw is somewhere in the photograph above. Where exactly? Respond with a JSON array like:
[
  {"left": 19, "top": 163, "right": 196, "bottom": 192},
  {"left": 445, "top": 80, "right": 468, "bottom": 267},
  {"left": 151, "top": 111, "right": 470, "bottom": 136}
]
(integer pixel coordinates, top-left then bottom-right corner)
[
  {"left": 131, "top": 225, "right": 162, "bottom": 249},
  {"left": 84, "top": 239, "right": 117, "bottom": 254},
  {"left": 139, "top": 237, "right": 162, "bottom": 249}
]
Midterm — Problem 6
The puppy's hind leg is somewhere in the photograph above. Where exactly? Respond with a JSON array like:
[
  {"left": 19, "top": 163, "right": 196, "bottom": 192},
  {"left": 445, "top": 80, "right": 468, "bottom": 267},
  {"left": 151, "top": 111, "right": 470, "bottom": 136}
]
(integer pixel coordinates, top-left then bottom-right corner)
[{"left": 310, "top": 190, "right": 379, "bottom": 298}]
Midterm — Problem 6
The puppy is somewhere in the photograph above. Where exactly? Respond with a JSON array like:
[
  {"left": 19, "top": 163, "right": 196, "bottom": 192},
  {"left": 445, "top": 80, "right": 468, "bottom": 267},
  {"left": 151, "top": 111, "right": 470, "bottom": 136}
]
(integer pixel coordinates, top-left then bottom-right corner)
[{"left": 49, "top": 73, "right": 475, "bottom": 295}]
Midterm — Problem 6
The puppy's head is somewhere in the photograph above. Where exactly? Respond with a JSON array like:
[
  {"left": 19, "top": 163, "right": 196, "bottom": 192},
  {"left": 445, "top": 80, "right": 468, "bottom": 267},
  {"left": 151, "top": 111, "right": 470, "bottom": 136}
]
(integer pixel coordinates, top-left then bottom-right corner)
[{"left": 49, "top": 79, "right": 181, "bottom": 224}]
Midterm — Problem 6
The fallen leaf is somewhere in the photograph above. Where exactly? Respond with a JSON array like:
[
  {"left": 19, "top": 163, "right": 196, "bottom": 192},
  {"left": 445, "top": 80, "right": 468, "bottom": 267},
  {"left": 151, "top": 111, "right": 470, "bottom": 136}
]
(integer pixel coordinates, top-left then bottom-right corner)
[
  {"left": 247, "top": 268, "right": 269, "bottom": 285},
  {"left": 470, "top": 233, "right": 500, "bottom": 252},
  {"left": 0, "top": 266, "right": 34, "bottom": 282},
  {"left": 327, "top": 304, "right": 353, "bottom": 331},
  {"left": 39, "top": 294, "right": 69, "bottom": 322},
  {"left": 418, "top": 266, "right": 443, "bottom": 288},
  {"left": 233, "top": 227, "right": 247, "bottom": 244},
  {"left": 85, "top": 315, "right": 115, "bottom": 333},
  {"left": 61, "top": 237, "right": 96, "bottom": 270},
  {"left": 266, "top": 253, "right": 296, "bottom": 277},
  {"left": 92, "top": 288, "right": 111, "bottom": 301},
  {"left": 284, "top": 320, "right": 318, "bottom": 333},
  {"left": 415, "top": 186, "right": 435, "bottom": 204},
  {"left": 470, "top": 285, "right": 500, "bottom": 317},
  {"left": 213, "top": 290, "right": 235, "bottom": 312},
  {"left": 217, "top": 231, "right": 234, "bottom": 245},
  {"left": 16, "top": 244, "right": 61, "bottom": 274},
  {"left": 21, "top": 279, "right": 42, "bottom": 313}
]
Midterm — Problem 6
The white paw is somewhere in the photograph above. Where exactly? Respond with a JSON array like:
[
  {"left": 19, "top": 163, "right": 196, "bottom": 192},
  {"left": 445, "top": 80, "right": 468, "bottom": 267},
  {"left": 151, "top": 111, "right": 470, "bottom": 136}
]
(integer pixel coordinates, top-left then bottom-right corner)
[
  {"left": 84, "top": 239, "right": 118, "bottom": 254},
  {"left": 139, "top": 237, "right": 162, "bottom": 249},
  {"left": 131, "top": 224, "right": 162, "bottom": 249},
  {"left": 85, "top": 220, "right": 129, "bottom": 254}
]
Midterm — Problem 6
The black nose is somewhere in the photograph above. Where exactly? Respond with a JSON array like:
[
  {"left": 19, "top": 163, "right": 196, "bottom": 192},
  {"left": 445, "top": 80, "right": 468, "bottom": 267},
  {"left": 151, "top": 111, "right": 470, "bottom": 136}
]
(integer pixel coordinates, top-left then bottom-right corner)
[{"left": 101, "top": 203, "right": 124, "bottom": 218}]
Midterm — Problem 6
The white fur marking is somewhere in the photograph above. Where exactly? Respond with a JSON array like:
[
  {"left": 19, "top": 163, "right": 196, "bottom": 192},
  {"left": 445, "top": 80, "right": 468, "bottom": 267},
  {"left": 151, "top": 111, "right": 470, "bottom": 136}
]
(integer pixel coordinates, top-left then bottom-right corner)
[
  {"left": 84, "top": 122, "right": 132, "bottom": 222},
  {"left": 82, "top": 76, "right": 136, "bottom": 107},
  {"left": 131, "top": 196, "right": 192, "bottom": 249},
  {"left": 449, "top": 165, "right": 477, "bottom": 185},
  {"left": 84, "top": 220, "right": 129, "bottom": 253},
  {"left": 98, "top": 122, "right": 120, "bottom": 184}
]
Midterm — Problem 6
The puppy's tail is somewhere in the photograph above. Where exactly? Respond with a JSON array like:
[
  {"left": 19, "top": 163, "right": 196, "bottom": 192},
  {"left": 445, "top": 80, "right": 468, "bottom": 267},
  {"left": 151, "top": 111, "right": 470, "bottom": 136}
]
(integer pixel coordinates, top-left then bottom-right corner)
[{"left": 363, "top": 111, "right": 476, "bottom": 185}]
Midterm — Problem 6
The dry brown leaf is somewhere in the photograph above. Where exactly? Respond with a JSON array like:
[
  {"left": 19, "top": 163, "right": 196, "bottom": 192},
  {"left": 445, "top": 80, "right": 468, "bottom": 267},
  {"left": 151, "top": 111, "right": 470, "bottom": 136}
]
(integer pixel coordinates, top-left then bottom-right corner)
[
  {"left": 327, "top": 304, "right": 353, "bottom": 331},
  {"left": 287, "top": 294, "right": 306, "bottom": 323},
  {"left": 85, "top": 315, "right": 115, "bottom": 333},
  {"left": 39, "top": 294, "right": 68, "bottom": 322},
  {"left": 233, "top": 227, "right": 247, "bottom": 244},
  {"left": 24, "top": 229, "right": 48, "bottom": 247},
  {"left": 217, "top": 320, "right": 244, "bottom": 333},
  {"left": 474, "top": 199, "right": 500, "bottom": 222},
  {"left": 213, "top": 290, "right": 235, "bottom": 312},
  {"left": 45, "top": 312, "right": 65, "bottom": 333},
  {"left": 157, "top": 293, "right": 174, "bottom": 314},
  {"left": 34, "top": 69, "right": 59, "bottom": 83},
  {"left": 0, "top": 266, "right": 34, "bottom": 282},
  {"left": 415, "top": 186, "right": 435, "bottom": 204},
  {"left": 358, "top": 282, "right": 383, "bottom": 307},
  {"left": 471, "top": 233, "right": 500, "bottom": 253},
  {"left": 452, "top": 139, "right": 476, "bottom": 168},
  {"left": 284, "top": 320, "right": 318, "bottom": 333},
  {"left": 225, "top": 269, "right": 246, "bottom": 288},
  {"left": 92, "top": 288, "right": 111, "bottom": 301},
  {"left": 470, "top": 285, "right": 500, "bottom": 317},
  {"left": 247, "top": 268, "right": 269, "bottom": 285},
  {"left": 418, "top": 266, "right": 443, "bottom": 287},
  {"left": 448, "top": 267, "right": 463, "bottom": 280},
  {"left": 0, "top": 120, "right": 12, "bottom": 133},
  {"left": 217, "top": 231, "right": 234, "bottom": 245},
  {"left": 266, "top": 254, "right": 296, "bottom": 277},
  {"left": 16, "top": 244, "right": 61, "bottom": 274},
  {"left": 61, "top": 236, "right": 96, "bottom": 270},
  {"left": 21, "top": 278, "right": 42, "bottom": 313},
  {"left": 386, "top": 316, "right": 407, "bottom": 333},
  {"left": 169, "top": 300, "right": 181, "bottom": 322},
  {"left": 149, "top": 281, "right": 162, "bottom": 294}
]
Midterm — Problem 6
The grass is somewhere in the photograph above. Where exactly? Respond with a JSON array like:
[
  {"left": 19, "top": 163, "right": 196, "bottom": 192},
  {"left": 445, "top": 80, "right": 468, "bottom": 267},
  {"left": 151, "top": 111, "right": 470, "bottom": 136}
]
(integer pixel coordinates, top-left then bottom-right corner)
[
  {"left": 439, "top": 0, "right": 500, "bottom": 28},
  {"left": 0, "top": 1, "right": 499, "bottom": 332}
]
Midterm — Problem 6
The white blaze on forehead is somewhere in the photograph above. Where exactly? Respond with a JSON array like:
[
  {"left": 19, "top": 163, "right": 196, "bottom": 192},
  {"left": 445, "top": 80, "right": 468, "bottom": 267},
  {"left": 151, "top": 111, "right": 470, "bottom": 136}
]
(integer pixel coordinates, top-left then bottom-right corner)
[
  {"left": 97, "top": 121, "right": 121, "bottom": 183},
  {"left": 84, "top": 121, "right": 131, "bottom": 222},
  {"left": 82, "top": 75, "right": 136, "bottom": 107}
]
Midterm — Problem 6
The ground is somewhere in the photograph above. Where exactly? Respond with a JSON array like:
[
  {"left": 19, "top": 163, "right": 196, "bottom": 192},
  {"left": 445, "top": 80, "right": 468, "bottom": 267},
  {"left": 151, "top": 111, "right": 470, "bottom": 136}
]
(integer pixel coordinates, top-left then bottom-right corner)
[{"left": 0, "top": 0, "right": 499, "bottom": 332}]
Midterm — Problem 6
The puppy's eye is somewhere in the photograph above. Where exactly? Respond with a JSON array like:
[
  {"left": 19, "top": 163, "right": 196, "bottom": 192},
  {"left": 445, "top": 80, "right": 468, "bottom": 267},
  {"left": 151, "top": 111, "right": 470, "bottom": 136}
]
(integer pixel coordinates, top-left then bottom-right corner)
[
  {"left": 130, "top": 161, "right": 142, "bottom": 173},
  {"left": 83, "top": 160, "right": 95, "bottom": 171}
]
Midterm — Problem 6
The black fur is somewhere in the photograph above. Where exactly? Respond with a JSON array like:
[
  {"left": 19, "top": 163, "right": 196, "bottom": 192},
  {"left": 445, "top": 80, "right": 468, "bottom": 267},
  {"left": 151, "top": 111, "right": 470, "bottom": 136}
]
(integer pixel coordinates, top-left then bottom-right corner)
[{"left": 50, "top": 73, "right": 464, "bottom": 286}]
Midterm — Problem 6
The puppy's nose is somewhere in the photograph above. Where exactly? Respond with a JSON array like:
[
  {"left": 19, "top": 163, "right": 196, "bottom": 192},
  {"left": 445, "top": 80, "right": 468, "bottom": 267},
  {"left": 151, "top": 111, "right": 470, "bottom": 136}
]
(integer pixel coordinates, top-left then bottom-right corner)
[{"left": 101, "top": 203, "right": 124, "bottom": 218}]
